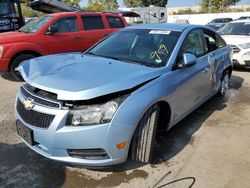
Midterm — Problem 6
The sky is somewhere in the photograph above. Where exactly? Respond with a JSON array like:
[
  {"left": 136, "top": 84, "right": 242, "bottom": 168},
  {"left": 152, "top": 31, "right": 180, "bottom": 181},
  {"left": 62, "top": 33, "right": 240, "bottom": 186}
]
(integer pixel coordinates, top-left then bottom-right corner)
[{"left": 80, "top": 0, "right": 250, "bottom": 8}]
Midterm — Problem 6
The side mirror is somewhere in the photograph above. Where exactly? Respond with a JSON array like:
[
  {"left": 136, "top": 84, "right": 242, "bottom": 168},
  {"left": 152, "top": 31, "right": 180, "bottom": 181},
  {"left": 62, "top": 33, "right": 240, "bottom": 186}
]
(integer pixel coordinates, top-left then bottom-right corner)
[
  {"left": 182, "top": 53, "right": 197, "bottom": 67},
  {"left": 45, "top": 25, "right": 58, "bottom": 35}
]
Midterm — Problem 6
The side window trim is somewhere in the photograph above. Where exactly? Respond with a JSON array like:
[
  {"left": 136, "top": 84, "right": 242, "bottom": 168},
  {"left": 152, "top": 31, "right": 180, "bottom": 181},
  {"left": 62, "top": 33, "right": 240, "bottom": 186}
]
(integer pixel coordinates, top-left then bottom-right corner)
[
  {"left": 173, "top": 28, "right": 206, "bottom": 70},
  {"left": 106, "top": 16, "right": 125, "bottom": 28},
  {"left": 47, "top": 16, "right": 79, "bottom": 34},
  {"left": 81, "top": 14, "right": 105, "bottom": 30}
]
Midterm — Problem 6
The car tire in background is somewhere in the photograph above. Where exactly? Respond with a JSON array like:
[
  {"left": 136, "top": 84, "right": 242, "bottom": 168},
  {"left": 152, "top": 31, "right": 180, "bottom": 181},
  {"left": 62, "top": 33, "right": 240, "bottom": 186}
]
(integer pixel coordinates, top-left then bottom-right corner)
[
  {"left": 131, "top": 104, "right": 160, "bottom": 163},
  {"left": 217, "top": 70, "right": 230, "bottom": 96},
  {"left": 10, "top": 54, "right": 36, "bottom": 81}
]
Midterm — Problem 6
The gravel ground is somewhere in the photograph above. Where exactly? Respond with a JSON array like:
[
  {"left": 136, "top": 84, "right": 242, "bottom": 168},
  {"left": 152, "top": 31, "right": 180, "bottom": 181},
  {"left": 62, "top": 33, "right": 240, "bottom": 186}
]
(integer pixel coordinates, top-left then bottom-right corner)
[{"left": 0, "top": 70, "right": 250, "bottom": 188}]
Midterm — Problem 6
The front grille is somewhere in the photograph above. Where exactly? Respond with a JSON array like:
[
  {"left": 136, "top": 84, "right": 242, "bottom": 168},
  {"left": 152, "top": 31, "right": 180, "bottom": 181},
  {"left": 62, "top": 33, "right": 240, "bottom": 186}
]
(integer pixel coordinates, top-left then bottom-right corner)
[
  {"left": 21, "top": 87, "right": 61, "bottom": 109},
  {"left": 244, "top": 60, "right": 250, "bottom": 66},
  {"left": 230, "top": 45, "right": 240, "bottom": 53},
  {"left": 233, "top": 59, "right": 240, "bottom": 65},
  {"left": 16, "top": 99, "right": 55, "bottom": 129}
]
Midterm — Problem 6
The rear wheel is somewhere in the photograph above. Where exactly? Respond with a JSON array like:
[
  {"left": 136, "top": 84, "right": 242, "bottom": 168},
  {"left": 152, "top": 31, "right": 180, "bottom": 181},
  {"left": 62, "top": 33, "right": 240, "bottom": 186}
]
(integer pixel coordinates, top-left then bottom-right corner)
[
  {"left": 217, "top": 71, "right": 230, "bottom": 96},
  {"left": 131, "top": 104, "right": 160, "bottom": 163},
  {"left": 10, "top": 54, "right": 36, "bottom": 81}
]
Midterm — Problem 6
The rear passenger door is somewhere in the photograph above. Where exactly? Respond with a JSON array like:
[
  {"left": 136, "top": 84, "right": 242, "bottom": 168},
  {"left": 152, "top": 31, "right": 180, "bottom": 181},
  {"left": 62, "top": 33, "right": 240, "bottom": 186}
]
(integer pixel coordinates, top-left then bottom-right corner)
[
  {"left": 80, "top": 15, "right": 109, "bottom": 51},
  {"left": 202, "top": 29, "right": 228, "bottom": 93}
]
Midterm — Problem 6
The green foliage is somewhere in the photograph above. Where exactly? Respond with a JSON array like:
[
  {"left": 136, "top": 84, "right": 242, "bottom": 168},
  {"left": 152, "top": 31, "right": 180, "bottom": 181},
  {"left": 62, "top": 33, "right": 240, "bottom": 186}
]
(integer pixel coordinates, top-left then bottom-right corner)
[
  {"left": 171, "top": 8, "right": 199, "bottom": 15},
  {"left": 21, "top": 4, "right": 43, "bottom": 17},
  {"left": 124, "top": 0, "right": 168, "bottom": 7},
  {"left": 200, "top": 0, "right": 241, "bottom": 13},
  {"left": 62, "top": 0, "right": 81, "bottom": 7},
  {"left": 87, "top": 0, "right": 119, "bottom": 11}
]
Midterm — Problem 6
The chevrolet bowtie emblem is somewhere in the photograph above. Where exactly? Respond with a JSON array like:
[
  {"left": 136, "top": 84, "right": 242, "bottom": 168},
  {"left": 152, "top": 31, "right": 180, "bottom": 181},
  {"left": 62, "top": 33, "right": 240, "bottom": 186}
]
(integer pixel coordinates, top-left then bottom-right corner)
[{"left": 23, "top": 99, "right": 34, "bottom": 110}]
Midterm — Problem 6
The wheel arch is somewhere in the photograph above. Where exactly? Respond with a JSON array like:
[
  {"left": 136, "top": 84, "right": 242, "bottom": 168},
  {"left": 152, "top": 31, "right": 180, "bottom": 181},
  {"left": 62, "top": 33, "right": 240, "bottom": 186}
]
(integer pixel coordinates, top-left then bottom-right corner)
[{"left": 8, "top": 50, "right": 42, "bottom": 70}]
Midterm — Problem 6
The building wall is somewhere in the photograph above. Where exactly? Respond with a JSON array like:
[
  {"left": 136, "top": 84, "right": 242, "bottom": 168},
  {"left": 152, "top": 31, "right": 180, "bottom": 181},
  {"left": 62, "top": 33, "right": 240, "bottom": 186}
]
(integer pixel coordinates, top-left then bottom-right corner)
[{"left": 168, "top": 12, "right": 250, "bottom": 25}]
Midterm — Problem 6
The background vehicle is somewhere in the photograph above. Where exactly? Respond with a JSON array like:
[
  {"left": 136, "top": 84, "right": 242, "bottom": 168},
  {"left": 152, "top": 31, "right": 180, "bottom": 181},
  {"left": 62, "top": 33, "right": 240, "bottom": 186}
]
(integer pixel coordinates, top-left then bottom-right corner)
[
  {"left": 0, "top": 0, "right": 79, "bottom": 33},
  {"left": 237, "top": 16, "right": 250, "bottom": 20},
  {"left": 0, "top": 0, "right": 24, "bottom": 32},
  {"left": 119, "top": 6, "right": 167, "bottom": 24},
  {"left": 206, "top": 17, "right": 233, "bottom": 31},
  {"left": 0, "top": 11, "right": 127, "bottom": 80},
  {"left": 15, "top": 24, "right": 232, "bottom": 166},
  {"left": 219, "top": 19, "right": 250, "bottom": 68}
]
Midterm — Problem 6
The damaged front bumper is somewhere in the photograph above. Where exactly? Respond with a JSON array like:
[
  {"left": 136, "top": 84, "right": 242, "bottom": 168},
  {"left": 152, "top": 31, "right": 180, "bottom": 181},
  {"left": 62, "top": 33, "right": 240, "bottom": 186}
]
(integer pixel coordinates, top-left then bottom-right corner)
[{"left": 15, "top": 86, "right": 134, "bottom": 166}]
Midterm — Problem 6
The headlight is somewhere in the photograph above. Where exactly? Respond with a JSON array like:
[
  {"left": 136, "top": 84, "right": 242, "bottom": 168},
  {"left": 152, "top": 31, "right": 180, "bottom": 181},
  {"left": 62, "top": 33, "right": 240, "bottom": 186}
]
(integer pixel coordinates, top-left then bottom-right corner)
[
  {"left": 239, "top": 43, "right": 250, "bottom": 49},
  {"left": 0, "top": 45, "right": 4, "bottom": 58},
  {"left": 67, "top": 95, "right": 128, "bottom": 126}
]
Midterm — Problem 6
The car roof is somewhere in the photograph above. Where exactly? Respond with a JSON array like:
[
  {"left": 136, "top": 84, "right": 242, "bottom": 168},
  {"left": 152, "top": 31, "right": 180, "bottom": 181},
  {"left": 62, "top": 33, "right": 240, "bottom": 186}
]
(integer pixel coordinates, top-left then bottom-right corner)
[
  {"left": 47, "top": 11, "right": 120, "bottom": 17},
  {"left": 126, "top": 23, "right": 192, "bottom": 32},
  {"left": 231, "top": 19, "right": 250, "bottom": 23}
]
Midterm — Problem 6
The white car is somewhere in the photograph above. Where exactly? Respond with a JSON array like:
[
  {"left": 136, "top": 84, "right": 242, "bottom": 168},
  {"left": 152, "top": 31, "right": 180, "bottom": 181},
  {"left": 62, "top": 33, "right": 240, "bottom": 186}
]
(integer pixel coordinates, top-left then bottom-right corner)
[{"left": 219, "top": 20, "right": 250, "bottom": 68}]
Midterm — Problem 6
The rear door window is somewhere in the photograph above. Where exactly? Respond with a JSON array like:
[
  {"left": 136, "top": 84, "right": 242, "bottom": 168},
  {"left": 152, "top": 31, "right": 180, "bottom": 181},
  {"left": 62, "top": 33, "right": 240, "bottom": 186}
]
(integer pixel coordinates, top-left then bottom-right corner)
[
  {"left": 203, "top": 29, "right": 226, "bottom": 53},
  {"left": 107, "top": 16, "right": 125, "bottom": 28},
  {"left": 82, "top": 15, "right": 105, "bottom": 30}
]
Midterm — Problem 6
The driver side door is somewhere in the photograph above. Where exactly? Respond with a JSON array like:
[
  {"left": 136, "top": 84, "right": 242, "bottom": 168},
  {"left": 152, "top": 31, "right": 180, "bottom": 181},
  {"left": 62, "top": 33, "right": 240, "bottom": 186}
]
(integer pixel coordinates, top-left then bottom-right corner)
[
  {"left": 41, "top": 16, "right": 83, "bottom": 54},
  {"left": 171, "top": 29, "right": 212, "bottom": 123}
]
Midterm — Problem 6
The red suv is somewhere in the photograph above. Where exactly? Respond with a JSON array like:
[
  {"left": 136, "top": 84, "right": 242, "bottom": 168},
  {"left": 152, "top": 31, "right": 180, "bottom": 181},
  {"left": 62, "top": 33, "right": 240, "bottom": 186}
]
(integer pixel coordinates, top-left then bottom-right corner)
[{"left": 0, "top": 11, "right": 127, "bottom": 80}]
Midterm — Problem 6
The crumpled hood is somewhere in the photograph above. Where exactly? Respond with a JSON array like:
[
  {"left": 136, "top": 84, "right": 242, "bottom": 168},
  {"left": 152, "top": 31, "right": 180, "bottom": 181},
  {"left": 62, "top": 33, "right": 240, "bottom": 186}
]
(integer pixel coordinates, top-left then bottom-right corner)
[
  {"left": 0, "top": 31, "right": 30, "bottom": 44},
  {"left": 221, "top": 35, "right": 250, "bottom": 45},
  {"left": 17, "top": 53, "right": 162, "bottom": 100}
]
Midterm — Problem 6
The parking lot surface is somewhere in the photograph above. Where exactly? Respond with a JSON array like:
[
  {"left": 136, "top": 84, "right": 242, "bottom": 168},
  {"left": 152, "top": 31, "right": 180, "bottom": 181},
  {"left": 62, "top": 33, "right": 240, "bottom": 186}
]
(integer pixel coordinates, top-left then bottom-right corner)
[{"left": 0, "top": 70, "right": 250, "bottom": 188}]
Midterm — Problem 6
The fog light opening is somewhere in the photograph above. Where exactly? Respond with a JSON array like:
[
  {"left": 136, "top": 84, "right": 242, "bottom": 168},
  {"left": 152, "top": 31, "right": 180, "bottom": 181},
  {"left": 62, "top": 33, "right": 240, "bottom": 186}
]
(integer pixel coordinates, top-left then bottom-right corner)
[{"left": 67, "top": 148, "right": 110, "bottom": 160}]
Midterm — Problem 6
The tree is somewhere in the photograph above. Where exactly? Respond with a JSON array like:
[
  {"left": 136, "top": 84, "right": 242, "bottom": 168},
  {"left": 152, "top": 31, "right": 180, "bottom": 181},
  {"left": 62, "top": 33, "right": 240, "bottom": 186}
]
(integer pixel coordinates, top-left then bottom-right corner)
[
  {"left": 21, "top": 4, "right": 43, "bottom": 17},
  {"left": 200, "top": 0, "right": 240, "bottom": 12},
  {"left": 87, "top": 0, "right": 118, "bottom": 11},
  {"left": 62, "top": 0, "right": 81, "bottom": 7},
  {"left": 124, "top": 0, "right": 168, "bottom": 7}
]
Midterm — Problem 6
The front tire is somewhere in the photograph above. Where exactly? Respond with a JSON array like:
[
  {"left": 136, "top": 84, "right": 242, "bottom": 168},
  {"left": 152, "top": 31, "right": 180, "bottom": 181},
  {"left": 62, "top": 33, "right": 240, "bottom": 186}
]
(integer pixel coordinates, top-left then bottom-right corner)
[
  {"left": 10, "top": 54, "right": 36, "bottom": 81},
  {"left": 131, "top": 104, "right": 160, "bottom": 163}
]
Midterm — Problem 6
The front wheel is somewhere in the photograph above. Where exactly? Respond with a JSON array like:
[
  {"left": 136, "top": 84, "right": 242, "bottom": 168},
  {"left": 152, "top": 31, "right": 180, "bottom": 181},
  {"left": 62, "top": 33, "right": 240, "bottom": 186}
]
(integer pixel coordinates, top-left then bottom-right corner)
[
  {"left": 10, "top": 54, "right": 35, "bottom": 81},
  {"left": 217, "top": 71, "right": 230, "bottom": 96},
  {"left": 131, "top": 104, "right": 160, "bottom": 163}
]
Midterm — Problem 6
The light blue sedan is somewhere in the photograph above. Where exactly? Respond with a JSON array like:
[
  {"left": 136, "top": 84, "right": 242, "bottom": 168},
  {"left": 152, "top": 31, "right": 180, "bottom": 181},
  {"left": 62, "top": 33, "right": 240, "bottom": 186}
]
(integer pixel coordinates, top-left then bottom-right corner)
[{"left": 15, "top": 23, "right": 232, "bottom": 167}]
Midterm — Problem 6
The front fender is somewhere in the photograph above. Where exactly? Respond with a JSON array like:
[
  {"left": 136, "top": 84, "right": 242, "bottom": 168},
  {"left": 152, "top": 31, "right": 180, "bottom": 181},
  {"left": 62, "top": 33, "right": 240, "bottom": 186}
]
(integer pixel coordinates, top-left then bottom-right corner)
[{"left": 3, "top": 42, "right": 47, "bottom": 59}]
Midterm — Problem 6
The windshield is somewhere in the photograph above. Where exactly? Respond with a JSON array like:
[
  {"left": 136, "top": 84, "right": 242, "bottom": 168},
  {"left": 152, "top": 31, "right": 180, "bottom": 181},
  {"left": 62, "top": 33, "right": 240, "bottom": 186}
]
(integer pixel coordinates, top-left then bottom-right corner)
[
  {"left": 87, "top": 29, "right": 181, "bottom": 67},
  {"left": 0, "top": 2, "right": 8, "bottom": 15},
  {"left": 211, "top": 19, "right": 224, "bottom": 23},
  {"left": 19, "top": 16, "right": 53, "bottom": 33},
  {"left": 219, "top": 22, "right": 250, "bottom": 35}
]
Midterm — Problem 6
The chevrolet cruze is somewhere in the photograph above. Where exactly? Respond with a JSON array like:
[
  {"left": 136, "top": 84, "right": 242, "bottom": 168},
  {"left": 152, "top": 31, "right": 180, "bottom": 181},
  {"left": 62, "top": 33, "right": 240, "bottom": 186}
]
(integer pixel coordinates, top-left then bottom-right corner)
[{"left": 15, "top": 24, "right": 232, "bottom": 166}]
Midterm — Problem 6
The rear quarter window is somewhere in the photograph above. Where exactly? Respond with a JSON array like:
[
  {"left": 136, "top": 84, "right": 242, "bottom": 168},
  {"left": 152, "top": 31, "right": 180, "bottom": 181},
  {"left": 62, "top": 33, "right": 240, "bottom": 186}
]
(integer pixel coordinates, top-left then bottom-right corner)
[{"left": 107, "top": 16, "right": 125, "bottom": 28}]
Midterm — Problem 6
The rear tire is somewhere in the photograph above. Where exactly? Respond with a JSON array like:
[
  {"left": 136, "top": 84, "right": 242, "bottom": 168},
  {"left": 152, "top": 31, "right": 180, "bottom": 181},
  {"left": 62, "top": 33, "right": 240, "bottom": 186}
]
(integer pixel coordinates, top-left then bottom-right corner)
[
  {"left": 131, "top": 104, "right": 160, "bottom": 163},
  {"left": 10, "top": 54, "right": 36, "bottom": 81},
  {"left": 217, "top": 71, "right": 230, "bottom": 96}
]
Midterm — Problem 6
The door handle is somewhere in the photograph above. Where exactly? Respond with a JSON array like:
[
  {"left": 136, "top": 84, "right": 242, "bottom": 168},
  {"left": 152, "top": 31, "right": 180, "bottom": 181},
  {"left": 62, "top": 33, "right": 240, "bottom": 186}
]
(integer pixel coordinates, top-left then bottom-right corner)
[{"left": 73, "top": 36, "right": 81, "bottom": 39}]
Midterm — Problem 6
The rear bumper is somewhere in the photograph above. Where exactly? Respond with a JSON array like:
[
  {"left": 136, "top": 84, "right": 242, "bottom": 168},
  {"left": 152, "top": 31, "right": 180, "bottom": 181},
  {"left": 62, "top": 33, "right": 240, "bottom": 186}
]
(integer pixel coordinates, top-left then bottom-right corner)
[{"left": 0, "top": 58, "right": 10, "bottom": 72}]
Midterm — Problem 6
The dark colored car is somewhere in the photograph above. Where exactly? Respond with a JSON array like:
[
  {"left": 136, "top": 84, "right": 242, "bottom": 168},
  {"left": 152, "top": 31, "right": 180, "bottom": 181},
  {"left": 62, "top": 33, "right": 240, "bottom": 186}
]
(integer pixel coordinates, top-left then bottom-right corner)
[{"left": 207, "top": 18, "right": 233, "bottom": 31}]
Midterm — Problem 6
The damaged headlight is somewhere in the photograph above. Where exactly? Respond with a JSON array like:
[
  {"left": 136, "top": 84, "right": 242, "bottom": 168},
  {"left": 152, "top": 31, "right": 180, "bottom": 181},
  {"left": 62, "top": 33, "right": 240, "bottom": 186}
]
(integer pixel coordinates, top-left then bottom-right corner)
[{"left": 67, "top": 95, "right": 128, "bottom": 126}]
